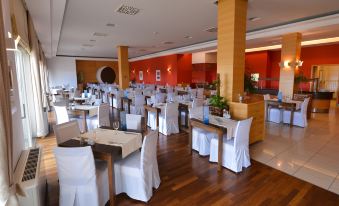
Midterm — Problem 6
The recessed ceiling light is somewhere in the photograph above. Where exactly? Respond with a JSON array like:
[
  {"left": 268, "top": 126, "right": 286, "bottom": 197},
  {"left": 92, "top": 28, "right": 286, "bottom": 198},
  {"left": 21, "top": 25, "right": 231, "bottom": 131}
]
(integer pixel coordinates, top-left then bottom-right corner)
[
  {"left": 205, "top": 27, "right": 218, "bottom": 33},
  {"left": 248, "top": 17, "right": 261, "bottom": 22},
  {"left": 93, "top": 32, "right": 108, "bottom": 37},
  {"left": 184, "top": 35, "right": 193, "bottom": 39},
  {"left": 214, "top": 1, "right": 218, "bottom": 5},
  {"left": 89, "top": 39, "right": 96, "bottom": 42},
  {"left": 106, "top": 23, "right": 115, "bottom": 27},
  {"left": 153, "top": 31, "right": 159, "bottom": 35},
  {"left": 139, "top": 49, "right": 147, "bottom": 52},
  {"left": 163, "top": 41, "right": 174, "bottom": 45},
  {"left": 116, "top": 4, "right": 140, "bottom": 15}
]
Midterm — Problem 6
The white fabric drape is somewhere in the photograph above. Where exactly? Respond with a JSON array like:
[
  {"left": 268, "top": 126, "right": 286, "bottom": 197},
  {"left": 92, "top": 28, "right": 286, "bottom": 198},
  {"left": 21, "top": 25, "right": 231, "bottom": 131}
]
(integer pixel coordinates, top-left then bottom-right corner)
[
  {"left": 27, "top": 15, "right": 48, "bottom": 137},
  {"left": 0, "top": 0, "right": 19, "bottom": 204}
]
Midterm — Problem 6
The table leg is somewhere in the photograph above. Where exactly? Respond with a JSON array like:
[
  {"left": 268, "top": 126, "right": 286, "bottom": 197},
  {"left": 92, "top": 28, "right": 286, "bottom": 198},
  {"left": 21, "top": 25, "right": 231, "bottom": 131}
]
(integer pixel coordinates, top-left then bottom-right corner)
[
  {"left": 156, "top": 110, "right": 159, "bottom": 128},
  {"left": 82, "top": 111, "right": 87, "bottom": 132},
  {"left": 111, "top": 94, "right": 114, "bottom": 108},
  {"left": 185, "top": 110, "right": 188, "bottom": 128},
  {"left": 121, "top": 99, "right": 124, "bottom": 111},
  {"left": 217, "top": 130, "right": 223, "bottom": 172},
  {"left": 128, "top": 101, "right": 130, "bottom": 114},
  {"left": 290, "top": 109, "right": 294, "bottom": 127},
  {"left": 189, "top": 120, "right": 192, "bottom": 155},
  {"left": 144, "top": 108, "right": 148, "bottom": 131},
  {"left": 107, "top": 155, "right": 115, "bottom": 206}
]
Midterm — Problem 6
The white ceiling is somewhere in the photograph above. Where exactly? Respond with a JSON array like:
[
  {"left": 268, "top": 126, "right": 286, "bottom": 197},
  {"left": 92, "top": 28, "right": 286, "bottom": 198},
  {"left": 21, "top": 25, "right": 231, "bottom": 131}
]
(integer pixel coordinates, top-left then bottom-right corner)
[{"left": 25, "top": 0, "right": 339, "bottom": 59}]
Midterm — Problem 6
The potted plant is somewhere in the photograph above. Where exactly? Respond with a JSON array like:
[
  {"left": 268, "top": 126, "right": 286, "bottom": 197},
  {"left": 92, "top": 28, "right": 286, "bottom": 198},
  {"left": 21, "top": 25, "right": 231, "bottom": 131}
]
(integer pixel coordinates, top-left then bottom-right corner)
[
  {"left": 208, "top": 74, "right": 229, "bottom": 116},
  {"left": 294, "top": 73, "right": 308, "bottom": 92}
]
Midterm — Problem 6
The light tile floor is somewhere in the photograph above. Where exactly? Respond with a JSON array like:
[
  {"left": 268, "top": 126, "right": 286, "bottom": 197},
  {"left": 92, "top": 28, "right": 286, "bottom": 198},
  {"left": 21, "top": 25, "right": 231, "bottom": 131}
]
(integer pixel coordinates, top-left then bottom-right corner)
[{"left": 250, "top": 101, "right": 339, "bottom": 195}]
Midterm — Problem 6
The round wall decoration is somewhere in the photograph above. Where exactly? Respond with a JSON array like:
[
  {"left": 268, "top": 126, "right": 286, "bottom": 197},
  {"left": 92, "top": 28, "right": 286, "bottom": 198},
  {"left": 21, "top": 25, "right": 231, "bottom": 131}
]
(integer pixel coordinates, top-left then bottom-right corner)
[{"left": 96, "top": 66, "right": 116, "bottom": 83}]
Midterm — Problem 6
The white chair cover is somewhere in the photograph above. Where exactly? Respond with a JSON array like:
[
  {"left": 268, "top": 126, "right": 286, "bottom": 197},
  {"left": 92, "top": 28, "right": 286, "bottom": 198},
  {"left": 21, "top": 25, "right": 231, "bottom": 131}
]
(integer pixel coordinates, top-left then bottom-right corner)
[
  {"left": 209, "top": 117, "right": 253, "bottom": 172},
  {"left": 282, "top": 98, "right": 309, "bottom": 127},
  {"left": 189, "top": 89, "right": 197, "bottom": 99},
  {"left": 131, "top": 94, "right": 145, "bottom": 116},
  {"left": 126, "top": 114, "right": 142, "bottom": 131},
  {"left": 166, "top": 93, "right": 175, "bottom": 102},
  {"left": 147, "top": 93, "right": 166, "bottom": 129},
  {"left": 53, "top": 120, "right": 80, "bottom": 145},
  {"left": 114, "top": 130, "right": 160, "bottom": 202},
  {"left": 54, "top": 106, "right": 70, "bottom": 124},
  {"left": 197, "top": 88, "right": 204, "bottom": 99},
  {"left": 98, "top": 103, "right": 110, "bottom": 127},
  {"left": 113, "top": 90, "right": 124, "bottom": 109},
  {"left": 159, "top": 102, "right": 179, "bottom": 135},
  {"left": 54, "top": 147, "right": 109, "bottom": 206}
]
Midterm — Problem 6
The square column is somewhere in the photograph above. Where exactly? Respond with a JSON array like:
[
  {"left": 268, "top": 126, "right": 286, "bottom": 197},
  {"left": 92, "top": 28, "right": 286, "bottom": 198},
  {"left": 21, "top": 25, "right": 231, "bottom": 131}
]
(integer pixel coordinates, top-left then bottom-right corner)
[{"left": 118, "top": 46, "right": 130, "bottom": 89}]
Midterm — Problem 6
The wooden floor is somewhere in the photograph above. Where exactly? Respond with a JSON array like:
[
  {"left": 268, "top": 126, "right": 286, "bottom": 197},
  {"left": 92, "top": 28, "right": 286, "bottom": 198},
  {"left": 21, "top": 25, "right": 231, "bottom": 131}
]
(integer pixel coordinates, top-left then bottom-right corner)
[{"left": 38, "top": 109, "right": 339, "bottom": 206}]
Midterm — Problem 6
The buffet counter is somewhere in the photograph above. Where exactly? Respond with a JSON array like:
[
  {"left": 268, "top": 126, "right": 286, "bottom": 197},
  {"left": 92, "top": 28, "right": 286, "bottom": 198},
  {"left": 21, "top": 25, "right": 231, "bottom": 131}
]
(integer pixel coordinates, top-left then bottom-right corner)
[{"left": 298, "top": 91, "right": 334, "bottom": 113}]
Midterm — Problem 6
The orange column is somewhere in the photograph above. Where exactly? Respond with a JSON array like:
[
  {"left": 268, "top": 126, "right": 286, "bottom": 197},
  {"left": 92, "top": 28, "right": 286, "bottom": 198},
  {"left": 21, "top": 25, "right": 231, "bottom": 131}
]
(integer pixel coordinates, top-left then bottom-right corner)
[
  {"left": 279, "top": 33, "right": 302, "bottom": 97},
  {"left": 118, "top": 46, "right": 130, "bottom": 89},
  {"left": 217, "top": 0, "right": 248, "bottom": 102}
]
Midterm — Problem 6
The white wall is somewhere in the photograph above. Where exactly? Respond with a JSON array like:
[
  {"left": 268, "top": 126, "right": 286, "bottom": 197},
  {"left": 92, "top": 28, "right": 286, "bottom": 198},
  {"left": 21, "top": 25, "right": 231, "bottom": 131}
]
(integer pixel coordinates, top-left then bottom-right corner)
[{"left": 47, "top": 56, "right": 77, "bottom": 88}]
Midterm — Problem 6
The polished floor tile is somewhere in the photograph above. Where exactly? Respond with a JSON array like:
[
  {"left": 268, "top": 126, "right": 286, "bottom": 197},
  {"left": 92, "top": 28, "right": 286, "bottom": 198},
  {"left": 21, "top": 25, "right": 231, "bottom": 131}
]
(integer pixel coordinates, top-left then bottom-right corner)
[{"left": 250, "top": 103, "right": 339, "bottom": 194}]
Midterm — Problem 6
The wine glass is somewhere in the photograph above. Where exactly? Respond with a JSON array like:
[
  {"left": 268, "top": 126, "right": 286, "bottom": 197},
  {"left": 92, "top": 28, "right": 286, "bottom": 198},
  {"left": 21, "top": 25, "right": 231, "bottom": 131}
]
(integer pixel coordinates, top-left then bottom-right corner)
[{"left": 113, "top": 121, "right": 120, "bottom": 135}]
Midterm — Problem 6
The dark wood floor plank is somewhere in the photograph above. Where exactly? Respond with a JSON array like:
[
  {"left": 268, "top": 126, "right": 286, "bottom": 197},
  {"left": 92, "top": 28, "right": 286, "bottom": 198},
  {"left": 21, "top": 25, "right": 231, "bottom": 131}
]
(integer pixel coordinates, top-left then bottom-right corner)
[{"left": 38, "top": 109, "right": 339, "bottom": 206}]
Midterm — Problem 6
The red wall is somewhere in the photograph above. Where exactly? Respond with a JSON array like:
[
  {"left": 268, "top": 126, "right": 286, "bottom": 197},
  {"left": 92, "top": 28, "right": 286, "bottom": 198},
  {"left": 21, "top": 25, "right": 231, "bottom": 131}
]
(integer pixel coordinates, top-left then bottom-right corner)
[
  {"left": 177, "top": 54, "right": 193, "bottom": 84},
  {"left": 245, "top": 44, "right": 339, "bottom": 90},
  {"left": 130, "top": 43, "right": 339, "bottom": 88},
  {"left": 192, "top": 63, "right": 217, "bottom": 84},
  {"left": 130, "top": 54, "right": 192, "bottom": 86}
]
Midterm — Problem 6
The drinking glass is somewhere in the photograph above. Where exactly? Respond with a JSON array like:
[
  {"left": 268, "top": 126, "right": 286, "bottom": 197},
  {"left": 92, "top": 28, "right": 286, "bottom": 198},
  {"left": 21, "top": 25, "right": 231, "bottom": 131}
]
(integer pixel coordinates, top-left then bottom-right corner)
[{"left": 113, "top": 121, "right": 120, "bottom": 135}]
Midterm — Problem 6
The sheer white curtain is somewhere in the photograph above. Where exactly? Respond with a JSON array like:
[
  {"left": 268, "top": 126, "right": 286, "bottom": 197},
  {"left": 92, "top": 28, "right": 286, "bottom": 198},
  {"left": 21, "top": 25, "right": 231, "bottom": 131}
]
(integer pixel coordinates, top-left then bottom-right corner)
[{"left": 27, "top": 15, "right": 48, "bottom": 137}]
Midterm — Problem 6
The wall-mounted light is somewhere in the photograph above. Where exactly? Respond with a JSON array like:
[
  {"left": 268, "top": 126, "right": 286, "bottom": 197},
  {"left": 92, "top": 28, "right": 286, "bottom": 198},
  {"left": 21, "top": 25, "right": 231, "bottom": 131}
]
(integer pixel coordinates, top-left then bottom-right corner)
[
  {"left": 167, "top": 67, "right": 171, "bottom": 72},
  {"left": 147, "top": 69, "right": 149, "bottom": 73},
  {"left": 132, "top": 69, "right": 135, "bottom": 73},
  {"left": 6, "top": 34, "right": 19, "bottom": 51},
  {"left": 278, "top": 60, "right": 290, "bottom": 68},
  {"left": 278, "top": 59, "right": 303, "bottom": 69}
]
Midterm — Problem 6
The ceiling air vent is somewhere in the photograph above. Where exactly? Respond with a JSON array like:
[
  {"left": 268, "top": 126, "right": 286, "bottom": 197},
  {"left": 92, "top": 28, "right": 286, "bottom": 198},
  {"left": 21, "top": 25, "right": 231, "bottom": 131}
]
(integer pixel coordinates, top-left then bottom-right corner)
[
  {"left": 205, "top": 27, "right": 218, "bottom": 33},
  {"left": 116, "top": 4, "right": 140, "bottom": 15},
  {"left": 22, "top": 148, "right": 40, "bottom": 182}
]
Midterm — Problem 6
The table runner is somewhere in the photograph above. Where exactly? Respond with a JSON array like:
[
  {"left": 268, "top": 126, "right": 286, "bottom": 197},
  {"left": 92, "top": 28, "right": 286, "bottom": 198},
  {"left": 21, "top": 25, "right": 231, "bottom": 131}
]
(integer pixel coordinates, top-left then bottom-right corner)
[
  {"left": 190, "top": 113, "right": 238, "bottom": 139},
  {"left": 78, "top": 128, "right": 142, "bottom": 158}
]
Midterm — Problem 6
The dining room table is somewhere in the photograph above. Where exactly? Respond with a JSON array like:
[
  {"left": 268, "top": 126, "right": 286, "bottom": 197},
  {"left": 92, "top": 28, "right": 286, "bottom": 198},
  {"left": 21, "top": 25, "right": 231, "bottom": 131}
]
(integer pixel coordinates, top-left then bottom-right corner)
[
  {"left": 69, "top": 105, "right": 99, "bottom": 132},
  {"left": 265, "top": 98, "right": 302, "bottom": 127},
  {"left": 189, "top": 115, "right": 238, "bottom": 171},
  {"left": 59, "top": 127, "right": 143, "bottom": 206}
]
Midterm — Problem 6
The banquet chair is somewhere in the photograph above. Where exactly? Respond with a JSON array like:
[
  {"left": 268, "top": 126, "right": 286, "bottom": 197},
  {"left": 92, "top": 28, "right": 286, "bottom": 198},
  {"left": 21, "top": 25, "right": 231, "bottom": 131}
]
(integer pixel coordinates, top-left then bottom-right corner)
[
  {"left": 54, "top": 106, "right": 70, "bottom": 124},
  {"left": 130, "top": 94, "right": 145, "bottom": 116},
  {"left": 53, "top": 120, "right": 80, "bottom": 145},
  {"left": 197, "top": 88, "right": 204, "bottom": 99},
  {"left": 54, "top": 146, "right": 109, "bottom": 206},
  {"left": 114, "top": 130, "right": 160, "bottom": 202},
  {"left": 189, "top": 89, "right": 197, "bottom": 99},
  {"left": 166, "top": 93, "right": 175, "bottom": 102},
  {"left": 209, "top": 117, "right": 253, "bottom": 173},
  {"left": 268, "top": 103, "right": 282, "bottom": 123},
  {"left": 113, "top": 90, "right": 124, "bottom": 109},
  {"left": 126, "top": 114, "right": 142, "bottom": 131},
  {"left": 180, "top": 98, "right": 204, "bottom": 126},
  {"left": 147, "top": 93, "right": 166, "bottom": 129},
  {"left": 189, "top": 106, "right": 215, "bottom": 156},
  {"left": 98, "top": 103, "right": 111, "bottom": 127},
  {"left": 282, "top": 98, "right": 310, "bottom": 127},
  {"left": 159, "top": 102, "right": 179, "bottom": 135}
]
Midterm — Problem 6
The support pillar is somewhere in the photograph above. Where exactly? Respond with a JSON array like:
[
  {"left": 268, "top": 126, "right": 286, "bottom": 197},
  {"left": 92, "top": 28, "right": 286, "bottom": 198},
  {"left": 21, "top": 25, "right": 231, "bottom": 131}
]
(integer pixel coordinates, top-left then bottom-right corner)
[
  {"left": 279, "top": 33, "right": 302, "bottom": 97},
  {"left": 118, "top": 46, "right": 130, "bottom": 89}
]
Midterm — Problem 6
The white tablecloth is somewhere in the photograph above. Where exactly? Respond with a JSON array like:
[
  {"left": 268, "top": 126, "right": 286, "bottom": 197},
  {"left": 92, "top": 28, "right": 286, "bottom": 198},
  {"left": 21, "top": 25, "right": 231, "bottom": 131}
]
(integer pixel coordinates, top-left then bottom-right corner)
[{"left": 79, "top": 128, "right": 142, "bottom": 158}]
